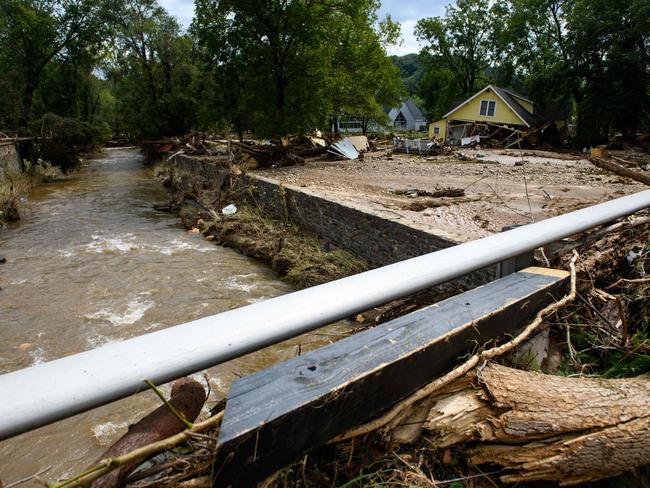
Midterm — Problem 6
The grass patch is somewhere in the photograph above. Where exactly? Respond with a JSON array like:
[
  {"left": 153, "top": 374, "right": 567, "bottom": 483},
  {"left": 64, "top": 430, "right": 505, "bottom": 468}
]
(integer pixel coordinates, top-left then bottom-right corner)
[
  {"left": 0, "top": 171, "right": 32, "bottom": 223},
  {"left": 0, "top": 161, "right": 63, "bottom": 225},
  {"left": 204, "top": 206, "right": 368, "bottom": 288}
]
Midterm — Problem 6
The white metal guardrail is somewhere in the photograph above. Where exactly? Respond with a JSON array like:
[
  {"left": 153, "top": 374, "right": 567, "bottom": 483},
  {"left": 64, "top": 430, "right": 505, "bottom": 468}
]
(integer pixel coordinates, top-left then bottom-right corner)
[{"left": 0, "top": 189, "right": 649, "bottom": 440}]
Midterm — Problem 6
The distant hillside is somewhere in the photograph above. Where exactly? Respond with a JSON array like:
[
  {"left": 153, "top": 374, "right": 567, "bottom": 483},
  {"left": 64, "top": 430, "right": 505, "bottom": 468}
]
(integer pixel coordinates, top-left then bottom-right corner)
[{"left": 391, "top": 54, "right": 423, "bottom": 98}]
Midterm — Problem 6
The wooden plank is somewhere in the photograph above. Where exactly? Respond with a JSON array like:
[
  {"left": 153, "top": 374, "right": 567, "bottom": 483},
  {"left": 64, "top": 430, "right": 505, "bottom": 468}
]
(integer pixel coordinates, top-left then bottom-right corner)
[{"left": 213, "top": 267, "right": 569, "bottom": 487}]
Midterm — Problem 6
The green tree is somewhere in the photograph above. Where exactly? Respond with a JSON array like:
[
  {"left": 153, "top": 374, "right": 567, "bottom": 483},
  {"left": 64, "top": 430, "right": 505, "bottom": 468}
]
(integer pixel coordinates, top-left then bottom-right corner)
[
  {"left": 106, "top": 0, "right": 199, "bottom": 138},
  {"left": 328, "top": 13, "right": 405, "bottom": 134},
  {"left": 391, "top": 54, "right": 423, "bottom": 96},
  {"left": 508, "top": 0, "right": 650, "bottom": 143},
  {"left": 0, "top": 0, "right": 112, "bottom": 129},
  {"left": 193, "top": 0, "right": 403, "bottom": 139},
  {"left": 415, "top": 0, "right": 509, "bottom": 98}
]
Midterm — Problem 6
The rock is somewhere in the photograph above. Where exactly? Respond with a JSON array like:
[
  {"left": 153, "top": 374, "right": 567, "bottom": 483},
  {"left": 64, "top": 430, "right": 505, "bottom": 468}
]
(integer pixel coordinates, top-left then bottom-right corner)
[
  {"left": 189, "top": 228, "right": 200, "bottom": 235},
  {"left": 0, "top": 255, "right": 6, "bottom": 264}
]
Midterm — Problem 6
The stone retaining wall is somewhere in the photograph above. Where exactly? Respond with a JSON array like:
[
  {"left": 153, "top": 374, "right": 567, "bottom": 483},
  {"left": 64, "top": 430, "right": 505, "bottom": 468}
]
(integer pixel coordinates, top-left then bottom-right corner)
[
  {"left": 0, "top": 142, "right": 21, "bottom": 181},
  {"left": 168, "top": 153, "right": 497, "bottom": 292},
  {"left": 245, "top": 175, "right": 496, "bottom": 291}
]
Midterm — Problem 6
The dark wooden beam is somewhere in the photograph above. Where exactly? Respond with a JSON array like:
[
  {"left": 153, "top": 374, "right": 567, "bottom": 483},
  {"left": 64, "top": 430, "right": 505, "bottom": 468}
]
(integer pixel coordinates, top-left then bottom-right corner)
[{"left": 213, "top": 267, "right": 569, "bottom": 487}]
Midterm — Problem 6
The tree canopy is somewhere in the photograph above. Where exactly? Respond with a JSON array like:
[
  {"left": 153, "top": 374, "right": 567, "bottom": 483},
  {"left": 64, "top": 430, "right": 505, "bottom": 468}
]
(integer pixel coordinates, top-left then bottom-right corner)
[
  {"left": 414, "top": 0, "right": 650, "bottom": 143},
  {"left": 191, "top": 0, "right": 403, "bottom": 139},
  {"left": 0, "top": 0, "right": 647, "bottom": 146}
]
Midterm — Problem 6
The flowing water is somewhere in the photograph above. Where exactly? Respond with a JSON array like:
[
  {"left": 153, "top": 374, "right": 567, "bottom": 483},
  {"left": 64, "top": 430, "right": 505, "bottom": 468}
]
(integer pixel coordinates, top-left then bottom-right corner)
[{"left": 0, "top": 148, "right": 348, "bottom": 484}]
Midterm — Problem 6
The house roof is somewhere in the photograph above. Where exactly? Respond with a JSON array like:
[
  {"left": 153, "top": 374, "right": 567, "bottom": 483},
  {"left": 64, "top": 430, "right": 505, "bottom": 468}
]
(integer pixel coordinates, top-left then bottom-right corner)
[
  {"left": 443, "top": 85, "right": 537, "bottom": 128},
  {"left": 501, "top": 88, "right": 533, "bottom": 104},
  {"left": 491, "top": 86, "right": 539, "bottom": 127},
  {"left": 403, "top": 99, "right": 425, "bottom": 122}
]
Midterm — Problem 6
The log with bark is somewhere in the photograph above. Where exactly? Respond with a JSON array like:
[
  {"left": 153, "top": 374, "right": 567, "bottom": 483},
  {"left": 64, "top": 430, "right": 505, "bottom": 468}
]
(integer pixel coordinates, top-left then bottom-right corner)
[
  {"left": 390, "top": 363, "right": 650, "bottom": 486},
  {"left": 91, "top": 377, "right": 206, "bottom": 488},
  {"left": 589, "top": 156, "right": 650, "bottom": 186}
]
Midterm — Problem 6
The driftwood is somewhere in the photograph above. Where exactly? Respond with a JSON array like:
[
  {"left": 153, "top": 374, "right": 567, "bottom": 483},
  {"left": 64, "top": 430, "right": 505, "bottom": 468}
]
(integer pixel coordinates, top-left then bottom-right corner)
[
  {"left": 90, "top": 378, "right": 206, "bottom": 488},
  {"left": 552, "top": 215, "right": 650, "bottom": 258},
  {"left": 394, "top": 187, "right": 465, "bottom": 198},
  {"left": 391, "top": 364, "right": 650, "bottom": 486},
  {"left": 589, "top": 156, "right": 650, "bottom": 186}
]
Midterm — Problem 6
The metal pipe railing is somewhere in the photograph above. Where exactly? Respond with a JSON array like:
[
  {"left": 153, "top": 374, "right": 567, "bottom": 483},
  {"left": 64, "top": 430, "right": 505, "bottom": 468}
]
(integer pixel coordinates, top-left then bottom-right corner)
[{"left": 1, "top": 190, "right": 649, "bottom": 440}]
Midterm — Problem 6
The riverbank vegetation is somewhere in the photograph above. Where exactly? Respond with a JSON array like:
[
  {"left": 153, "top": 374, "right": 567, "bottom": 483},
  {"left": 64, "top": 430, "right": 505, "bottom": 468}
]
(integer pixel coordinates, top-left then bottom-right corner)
[
  {"left": 156, "top": 162, "right": 369, "bottom": 289},
  {"left": 0, "top": 160, "right": 62, "bottom": 225}
]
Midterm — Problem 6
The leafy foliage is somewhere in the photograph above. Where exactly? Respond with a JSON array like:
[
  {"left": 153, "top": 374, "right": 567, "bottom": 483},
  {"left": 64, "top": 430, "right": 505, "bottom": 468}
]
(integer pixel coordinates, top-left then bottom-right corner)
[
  {"left": 192, "top": 0, "right": 403, "bottom": 139},
  {"left": 105, "top": 0, "right": 200, "bottom": 138},
  {"left": 1, "top": 0, "right": 648, "bottom": 149},
  {"left": 412, "top": 0, "right": 650, "bottom": 142}
]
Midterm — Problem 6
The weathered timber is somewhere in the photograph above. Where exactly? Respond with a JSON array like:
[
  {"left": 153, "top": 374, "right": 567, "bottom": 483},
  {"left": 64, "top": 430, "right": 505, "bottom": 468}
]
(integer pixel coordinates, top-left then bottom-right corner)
[
  {"left": 91, "top": 378, "right": 206, "bottom": 488},
  {"left": 403, "top": 364, "right": 650, "bottom": 486},
  {"left": 213, "top": 267, "right": 570, "bottom": 487},
  {"left": 589, "top": 156, "right": 650, "bottom": 186}
]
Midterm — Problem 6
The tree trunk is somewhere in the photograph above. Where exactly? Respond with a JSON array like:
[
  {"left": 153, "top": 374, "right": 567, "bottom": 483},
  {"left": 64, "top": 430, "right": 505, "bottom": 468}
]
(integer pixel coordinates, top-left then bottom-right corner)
[
  {"left": 589, "top": 156, "right": 650, "bottom": 186},
  {"left": 391, "top": 364, "right": 650, "bottom": 486},
  {"left": 18, "top": 79, "right": 37, "bottom": 129},
  {"left": 91, "top": 377, "right": 206, "bottom": 488}
]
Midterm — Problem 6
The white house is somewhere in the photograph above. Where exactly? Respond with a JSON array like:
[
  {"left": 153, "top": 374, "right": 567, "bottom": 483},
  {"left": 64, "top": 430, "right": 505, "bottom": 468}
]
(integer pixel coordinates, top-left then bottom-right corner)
[
  {"left": 388, "top": 100, "right": 427, "bottom": 132},
  {"left": 337, "top": 99, "right": 427, "bottom": 134}
]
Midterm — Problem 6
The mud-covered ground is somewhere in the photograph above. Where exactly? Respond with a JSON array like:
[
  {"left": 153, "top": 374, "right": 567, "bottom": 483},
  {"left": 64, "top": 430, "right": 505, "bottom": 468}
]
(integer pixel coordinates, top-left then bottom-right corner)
[{"left": 257, "top": 148, "right": 646, "bottom": 242}]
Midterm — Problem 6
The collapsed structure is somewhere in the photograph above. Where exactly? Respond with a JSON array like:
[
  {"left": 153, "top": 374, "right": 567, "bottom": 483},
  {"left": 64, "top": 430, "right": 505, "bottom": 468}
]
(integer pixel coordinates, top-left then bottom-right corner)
[{"left": 429, "top": 85, "right": 570, "bottom": 147}]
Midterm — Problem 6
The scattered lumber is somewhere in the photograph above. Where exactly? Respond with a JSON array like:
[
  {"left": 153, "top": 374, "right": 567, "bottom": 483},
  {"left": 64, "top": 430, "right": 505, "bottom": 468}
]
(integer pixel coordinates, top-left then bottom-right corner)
[
  {"left": 551, "top": 215, "right": 650, "bottom": 258},
  {"left": 212, "top": 267, "right": 569, "bottom": 487},
  {"left": 393, "top": 187, "right": 465, "bottom": 198},
  {"left": 391, "top": 364, "right": 650, "bottom": 486},
  {"left": 90, "top": 378, "right": 206, "bottom": 488},
  {"left": 589, "top": 156, "right": 650, "bottom": 186}
]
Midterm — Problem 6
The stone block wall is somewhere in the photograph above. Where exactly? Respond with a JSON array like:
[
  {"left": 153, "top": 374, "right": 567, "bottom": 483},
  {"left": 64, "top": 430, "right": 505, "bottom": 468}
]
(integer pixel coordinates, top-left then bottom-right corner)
[
  {"left": 171, "top": 154, "right": 228, "bottom": 189},
  {"left": 246, "top": 175, "right": 496, "bottom": 291},
  {"left": 166, "top": 154, "right": 497, "bottom": 293},
  {"left": 0, "top": 142, "right": 21, "bottom": 181}
]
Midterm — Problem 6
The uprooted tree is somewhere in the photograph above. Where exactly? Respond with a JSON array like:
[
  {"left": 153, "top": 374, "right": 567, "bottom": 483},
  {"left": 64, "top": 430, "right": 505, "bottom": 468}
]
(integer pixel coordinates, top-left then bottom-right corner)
[{"left": 389, "top": 364, "right": 650, "bottom": 486}]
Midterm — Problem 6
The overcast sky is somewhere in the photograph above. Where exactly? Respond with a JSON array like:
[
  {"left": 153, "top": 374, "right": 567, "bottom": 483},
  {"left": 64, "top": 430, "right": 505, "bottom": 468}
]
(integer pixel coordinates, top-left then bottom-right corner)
[{"left": 158, "top": 0, "right": 453, "bottom": 56}]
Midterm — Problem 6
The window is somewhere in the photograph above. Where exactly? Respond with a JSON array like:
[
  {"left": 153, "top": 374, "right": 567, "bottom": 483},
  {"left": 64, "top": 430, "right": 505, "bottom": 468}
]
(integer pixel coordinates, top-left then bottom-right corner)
[
  {"left": 339, "top": 116, "right": 364, "bottom": 130},
  {"left": 480, "top": 100, "right": 496, "bottom": 117},
  {"left": 433, "top": 127, "right": 440, "bottom": 135},
  {"left": 394, "top": 112, "right": 407, "bottom": 129}
]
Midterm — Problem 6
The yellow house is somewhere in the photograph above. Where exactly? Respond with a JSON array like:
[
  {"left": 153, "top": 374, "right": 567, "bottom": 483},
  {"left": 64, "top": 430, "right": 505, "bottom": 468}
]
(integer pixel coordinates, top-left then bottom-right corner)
[
  {"left": 428, "top": 85, "right": 568, "bottom": 146},
  {"left": 429, "top": 119, "right": 447, "bottom": 141}
]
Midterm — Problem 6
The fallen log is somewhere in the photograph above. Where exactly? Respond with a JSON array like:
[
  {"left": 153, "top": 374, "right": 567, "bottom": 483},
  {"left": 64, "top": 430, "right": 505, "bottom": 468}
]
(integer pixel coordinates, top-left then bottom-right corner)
[
  {"left": 551, "top": 215, "right": 649, "bottom": 258},
  {"left": 90, "top": 377, "right": 206, "bottom": 488},
  {"left": 394, "top": 187, "right": 465, "bottom": 198},
  {"left": 589, "top": 156, "right": 650, "bottom": 186},
  {"left": 391, "top": 364, "right": 650, "bottom": 486}
]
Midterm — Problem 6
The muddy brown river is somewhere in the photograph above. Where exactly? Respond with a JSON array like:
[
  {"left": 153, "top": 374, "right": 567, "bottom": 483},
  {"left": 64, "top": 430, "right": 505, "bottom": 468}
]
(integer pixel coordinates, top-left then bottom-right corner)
[{"left": 0, "top": 148, "right": 347, "bottom": 484}]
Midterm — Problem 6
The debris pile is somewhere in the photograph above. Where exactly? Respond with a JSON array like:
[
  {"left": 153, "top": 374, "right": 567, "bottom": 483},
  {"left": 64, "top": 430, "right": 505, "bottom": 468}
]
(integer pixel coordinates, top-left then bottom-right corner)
[
  {"left": 393, "top": 137, "right": 439, "bottom": 154},
  {"left": 327, "top": 138, "right": 359, "bottom": 160}
]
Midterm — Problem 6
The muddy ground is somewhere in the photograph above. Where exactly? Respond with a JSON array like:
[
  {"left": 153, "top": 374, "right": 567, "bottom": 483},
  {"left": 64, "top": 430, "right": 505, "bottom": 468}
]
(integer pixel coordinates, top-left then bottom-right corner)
[{"left": 257, "top": 148, "right": 646, "bottom": 243}]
